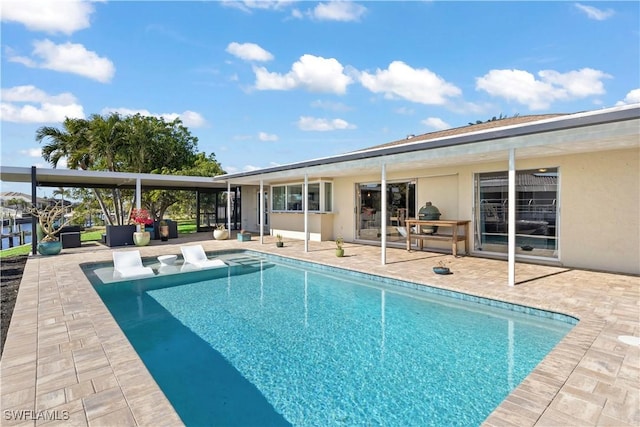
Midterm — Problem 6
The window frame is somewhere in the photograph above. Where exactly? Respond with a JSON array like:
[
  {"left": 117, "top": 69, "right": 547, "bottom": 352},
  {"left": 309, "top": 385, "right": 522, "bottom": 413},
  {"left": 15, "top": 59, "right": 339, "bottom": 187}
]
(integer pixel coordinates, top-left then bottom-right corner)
[
  {"left": 270, "top": 181, "right": 333, "bottom": 213},
  {"left": 474, "top": 167, "right": 559, "bottom": 258}
]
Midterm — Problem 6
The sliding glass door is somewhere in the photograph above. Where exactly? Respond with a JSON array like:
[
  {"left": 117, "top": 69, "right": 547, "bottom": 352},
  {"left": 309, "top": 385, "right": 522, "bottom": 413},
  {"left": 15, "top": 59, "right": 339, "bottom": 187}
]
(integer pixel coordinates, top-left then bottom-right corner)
[
  {"left": 475, "top": 168, "right": 559, "bottom": 258},
  {"left": 356, "top": 181, "right": 415, "bottom": 242}
]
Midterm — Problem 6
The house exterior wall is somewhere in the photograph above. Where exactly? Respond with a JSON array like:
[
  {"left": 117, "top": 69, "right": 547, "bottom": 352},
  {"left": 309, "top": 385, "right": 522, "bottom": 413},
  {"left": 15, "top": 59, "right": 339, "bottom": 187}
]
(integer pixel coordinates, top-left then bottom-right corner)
[
  {"left": 270, "top": 213, "right": 334, "bottom": 241},
  {"left": 329, "top": 147, "right": 639, "bottom": 275},
  {"left": 417, "top": 173, "right": 460, "bottom": 219},
  {"left": 557, "top": 148, "right": 639, "bottom": 274},
  {"left": 243, "top": 146, "right": 638, "bottom": 274}
]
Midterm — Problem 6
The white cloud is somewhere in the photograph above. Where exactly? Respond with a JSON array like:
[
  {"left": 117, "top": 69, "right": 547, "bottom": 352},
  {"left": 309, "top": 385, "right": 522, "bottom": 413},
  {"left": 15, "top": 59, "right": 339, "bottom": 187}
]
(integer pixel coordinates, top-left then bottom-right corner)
[
  {"left": 178, "top": 111, "right": 207, "bottom": 128},
  {"left": 9, "top": 39, "right": 115, "bottom": 83},
  {"left": 258, "top": 132, "right": 278, "bottom": 141},
  {"left": 0, "top": 102, "right": 85, "bottom": 124},
  {"left": 253, "top": 67, "right": 297, "bottom": 90},
  {"left": 254, "top": 54, "right": 352, "bottom": 94},
  {"left": 538, "top": 69, "right": 609, "bottom": 97},
  {"left": 575, "top": 3, "right": 614, "bottom": 21},
  {"left": 1, "top": 85, "right": 76, "bottom": 105},
  {"left": 0, "top": 85, "right": 84, "bottom": 123},
  {"left": 310, "top": 2, "right": 367, "bottom": 22},
  {"left": 21, "top": 148, "right": 44, "bottom": 158},
  {"left": 101, "top": 107, "right": 207, "bottom": 128},
  {"left": 616, "top": 88, "right": 640, "bottom": 106},
  {"left": 297, "top": 116, "right": 356, "bottom": 131},
  {"left": 421, "top": 117, "right": 450, "bottom": 131},
  {"left": 358, "top": 61, "right": 461, "bottom": 105},
  {"left": 476, "top": 68, "right": 611, "bottom": 110},
  {"left": 1, "top": 0, "right": 95, "bottom": 35},
  {"left": 226, "top": 42, "right": 274, "bottom": 62}
]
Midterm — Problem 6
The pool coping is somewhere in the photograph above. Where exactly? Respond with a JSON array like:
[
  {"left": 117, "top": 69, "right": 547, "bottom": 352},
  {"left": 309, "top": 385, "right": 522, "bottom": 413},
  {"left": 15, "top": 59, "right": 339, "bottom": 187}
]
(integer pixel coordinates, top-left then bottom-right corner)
[{"left": 1, "top": 235, "right": 638, "bottom": 426}]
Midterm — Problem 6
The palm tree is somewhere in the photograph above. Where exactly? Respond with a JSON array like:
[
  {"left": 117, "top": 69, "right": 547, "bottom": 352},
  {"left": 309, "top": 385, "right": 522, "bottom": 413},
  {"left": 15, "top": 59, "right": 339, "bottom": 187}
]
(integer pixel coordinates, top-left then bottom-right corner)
[
  {"left": 52, "top": 187, "right": 72, "bottom": 207},
  {"left": 86, "top": 113, "right": 130, "bottom": 224},
  {"left": 37, "top": 117, "right": 92, "bottom": 169},
  {"left": 35, "top": 112, "right": 218, "bottom": 226},
  {"left": 36, "top": 114, "right": 129, "bottom": 225}
]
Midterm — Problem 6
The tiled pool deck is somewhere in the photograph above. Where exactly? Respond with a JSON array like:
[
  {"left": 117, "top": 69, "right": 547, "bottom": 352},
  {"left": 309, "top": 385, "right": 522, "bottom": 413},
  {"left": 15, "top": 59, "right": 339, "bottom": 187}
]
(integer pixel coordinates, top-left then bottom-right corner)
[{"left": 1, "top": 233, "right": 638, "bottom": 426}]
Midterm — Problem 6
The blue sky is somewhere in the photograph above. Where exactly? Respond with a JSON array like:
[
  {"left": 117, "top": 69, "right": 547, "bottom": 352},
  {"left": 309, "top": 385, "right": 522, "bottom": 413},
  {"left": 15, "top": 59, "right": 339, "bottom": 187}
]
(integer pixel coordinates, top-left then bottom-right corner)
[{"left": 1, "top": 1, "right": 639, "bottom": 195}]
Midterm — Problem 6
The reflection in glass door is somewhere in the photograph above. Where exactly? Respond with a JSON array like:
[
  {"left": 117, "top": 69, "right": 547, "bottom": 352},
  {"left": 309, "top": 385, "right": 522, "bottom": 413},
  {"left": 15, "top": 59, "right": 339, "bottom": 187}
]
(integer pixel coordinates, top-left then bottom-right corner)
[
  {"left": 356, "top": 181, "right": 415, "bottom": 243},
  {"left": 256, "top": 191, "right": 269, "bottom": 230},
  {"left": 474, "top": 168, "right": 558, "bottom": 258}
]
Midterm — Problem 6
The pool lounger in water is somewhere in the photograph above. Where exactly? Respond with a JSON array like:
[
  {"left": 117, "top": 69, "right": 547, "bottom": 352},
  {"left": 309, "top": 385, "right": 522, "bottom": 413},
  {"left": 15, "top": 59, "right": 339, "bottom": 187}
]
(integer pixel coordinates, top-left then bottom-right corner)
[
  {"left": 180, "top": 245, "right": 227, "bottom": 270},
  {"left": 112, "top": 250, "right": 155, "bottom": 279}
]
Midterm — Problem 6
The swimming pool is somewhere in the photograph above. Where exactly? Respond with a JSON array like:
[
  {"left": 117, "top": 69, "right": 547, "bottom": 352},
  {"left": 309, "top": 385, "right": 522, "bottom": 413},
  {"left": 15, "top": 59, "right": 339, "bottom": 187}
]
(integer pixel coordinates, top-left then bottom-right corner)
[{"left": 85, "top": 251, "right": 575, "bottom": 426}]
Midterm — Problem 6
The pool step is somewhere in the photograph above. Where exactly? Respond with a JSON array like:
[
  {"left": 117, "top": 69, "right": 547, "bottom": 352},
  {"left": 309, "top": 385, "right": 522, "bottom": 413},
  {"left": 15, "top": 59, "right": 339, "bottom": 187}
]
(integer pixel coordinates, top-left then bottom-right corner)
[{"left": 223, "top": 255, "right": 273, "bottom": 269}]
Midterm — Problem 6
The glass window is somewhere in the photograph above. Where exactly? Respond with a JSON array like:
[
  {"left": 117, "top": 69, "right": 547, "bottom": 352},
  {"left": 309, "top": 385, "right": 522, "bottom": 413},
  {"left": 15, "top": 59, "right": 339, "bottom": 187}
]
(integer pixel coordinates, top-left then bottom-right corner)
[
  {"left": 308, "top": 184, "right": 320, "bottom": 211},
  {"left": 324, "top": 182, "right": 332, "bottom": 212},
  {"left": 272, "top": 181, "right": 333, "bottom": 212},
  {"left": 272, "top": 186, "right": 286, "bottom": 211},
  {"left": 287, "top": 185, "right": 303, "bottom": 211},
  {"left": 475, "top": 168, "right": 558, "bottom": 257}
]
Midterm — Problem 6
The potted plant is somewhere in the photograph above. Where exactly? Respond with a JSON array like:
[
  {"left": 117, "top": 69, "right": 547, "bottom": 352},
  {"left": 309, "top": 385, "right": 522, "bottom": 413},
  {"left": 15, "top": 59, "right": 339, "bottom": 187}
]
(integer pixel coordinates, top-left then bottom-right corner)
[
  {"left": 130, "top": 208, "right": 152, "bottom": 246},
  {"left": 213, "top": 224, "right": 228, "bottom": 240},
  {"left": 159, "top": 220, "right": 170, "bottom": 241},
  {"left": 275, "top": 234, "right": 284, "bottom": 247},
  {"left": 433, "top": 259, "right": 451, "bottom": 275},
  {"left": 237, "top": 229, "right": 251, "bottom": 242},
  {"left": 29, "top": 200, "right": 72, "bottom": 255},
  {"left": 335, "top": 236, "right": 344, "bottom": 257}
]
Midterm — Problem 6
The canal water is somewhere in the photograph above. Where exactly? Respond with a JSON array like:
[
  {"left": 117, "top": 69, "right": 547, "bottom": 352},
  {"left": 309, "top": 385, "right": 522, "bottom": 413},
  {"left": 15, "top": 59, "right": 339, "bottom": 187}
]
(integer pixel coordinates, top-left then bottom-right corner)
[{"left": 1, "top": 222, "right": 33, "bottom": 250}]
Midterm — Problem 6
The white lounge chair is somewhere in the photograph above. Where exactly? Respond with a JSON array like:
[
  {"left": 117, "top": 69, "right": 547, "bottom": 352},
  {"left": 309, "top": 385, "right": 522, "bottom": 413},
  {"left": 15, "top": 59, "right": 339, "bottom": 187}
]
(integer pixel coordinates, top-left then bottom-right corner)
[
  {"left": 113, "top": 250, "right": 155, "bottom": 279},
  {"left": 180, "top": 245, "right": 227, "bottom": 270}
]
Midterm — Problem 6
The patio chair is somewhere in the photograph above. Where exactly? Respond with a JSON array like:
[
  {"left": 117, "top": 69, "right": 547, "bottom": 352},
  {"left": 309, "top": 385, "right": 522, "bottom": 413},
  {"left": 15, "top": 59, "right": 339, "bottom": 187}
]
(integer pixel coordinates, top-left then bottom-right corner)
[
  {"left": 180, "top": 244, "right": 227, "bottom": 270},
  {"left": 112, "top": 250, "right": 155, "bottom": 279}
]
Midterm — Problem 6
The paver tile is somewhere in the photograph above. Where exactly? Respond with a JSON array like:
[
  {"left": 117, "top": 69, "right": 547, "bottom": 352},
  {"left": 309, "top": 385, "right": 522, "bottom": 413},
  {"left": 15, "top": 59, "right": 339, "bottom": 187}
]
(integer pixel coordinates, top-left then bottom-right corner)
[{"left": 1, "top": 234, "right": 637, "bottom": 426}]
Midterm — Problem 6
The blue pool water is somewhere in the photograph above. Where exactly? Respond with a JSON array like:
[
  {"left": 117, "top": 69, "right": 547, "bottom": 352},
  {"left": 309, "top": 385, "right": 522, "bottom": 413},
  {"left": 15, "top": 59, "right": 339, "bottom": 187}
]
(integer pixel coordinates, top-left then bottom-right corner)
[{"left": 86, "top": 252, "right": 575, "bottom": 427}]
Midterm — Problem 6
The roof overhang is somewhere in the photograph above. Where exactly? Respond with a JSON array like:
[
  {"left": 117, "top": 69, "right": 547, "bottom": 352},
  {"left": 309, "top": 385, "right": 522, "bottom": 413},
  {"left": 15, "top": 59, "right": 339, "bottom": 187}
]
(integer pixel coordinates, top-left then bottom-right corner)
[
  {"left": 216, "top": 104, "right": 640, "bottom": 185},
  {"left": 0, "top": 167, "right": 228, "bottom": 191},
  {"left": 2, "top": 104, "right": 638, "bottom": 190}
]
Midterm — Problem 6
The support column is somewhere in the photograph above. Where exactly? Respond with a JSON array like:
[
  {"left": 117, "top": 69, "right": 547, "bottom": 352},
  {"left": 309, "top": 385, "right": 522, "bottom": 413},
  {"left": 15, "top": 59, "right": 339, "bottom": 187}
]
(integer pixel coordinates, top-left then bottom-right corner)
[
  {"left": 135, "top": 178, "right": 142, "bottom": 232},
  {"left": 259, "top": 180, "right": 264, "bottom": 244},
  {"left": 381, "top": 163, "right": 387, "bottom": 265},
  {"left": 31, "top": 166, "right": 37, "bottom": 255},
  {"left": 508, "top": 148, "right": 516, "bottom": 287},
  {"left": 304, "top": 173, "right": 309, "bottom": 253},
  {"left": 227, "top": 181, "right": 231, "bottom": 239},
  {"left": 196, "top": 190, "right": 201, "bottom": 231}
]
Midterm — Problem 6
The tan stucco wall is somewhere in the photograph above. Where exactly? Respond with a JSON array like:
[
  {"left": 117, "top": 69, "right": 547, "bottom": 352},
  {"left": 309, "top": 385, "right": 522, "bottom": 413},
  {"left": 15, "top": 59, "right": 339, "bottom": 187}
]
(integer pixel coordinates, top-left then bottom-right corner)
[
  {"left": 328, "top": 148, "right": 639, "bottom": 274},
  {"left": 243, "top": 147, "right": 638, "bottom": 274},
  {"left": 417, "top": 173, "right": 460, "bottom": 220},
  {"left": 556, "top": 149, "right": 639, "bottom": 274},
  {"left": 270, "top": 213, "right": 334, "bottom": 241}
]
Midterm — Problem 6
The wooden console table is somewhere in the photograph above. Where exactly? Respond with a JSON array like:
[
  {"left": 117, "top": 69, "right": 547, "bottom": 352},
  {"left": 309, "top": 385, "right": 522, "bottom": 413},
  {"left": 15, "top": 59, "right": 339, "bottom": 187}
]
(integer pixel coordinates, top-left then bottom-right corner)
[{"left": 404, "top": 219, "right": 470, "bottom": 256}]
